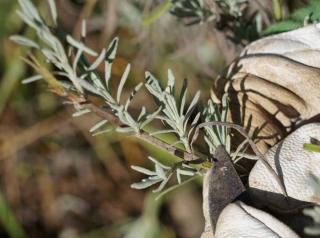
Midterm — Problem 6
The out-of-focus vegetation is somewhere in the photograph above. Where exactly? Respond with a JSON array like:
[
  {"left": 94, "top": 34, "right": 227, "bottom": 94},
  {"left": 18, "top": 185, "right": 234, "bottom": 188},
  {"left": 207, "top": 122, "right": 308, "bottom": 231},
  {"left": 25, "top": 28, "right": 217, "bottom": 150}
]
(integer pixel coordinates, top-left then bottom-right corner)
[
  {"left": 264, "top": 0, "right": 320, "bottom": 35},
  {"left": 0, "top": 1, "right": 214, "bottom": 237},
  {"left": 0, "top": 0, "right": 315, "bottom": 238}
]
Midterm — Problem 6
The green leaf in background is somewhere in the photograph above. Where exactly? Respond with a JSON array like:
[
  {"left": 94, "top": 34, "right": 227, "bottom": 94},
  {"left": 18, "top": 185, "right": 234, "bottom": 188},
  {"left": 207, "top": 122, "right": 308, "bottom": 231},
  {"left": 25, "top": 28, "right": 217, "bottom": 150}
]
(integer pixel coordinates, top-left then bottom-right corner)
[
  {"left": 304, "top": 143, "right": 320, "bottom": 153},
  {"left": 291, "top": 1, "right": 320, "bottom": 22},
  {"left": 263, "top": 21, "right": 303, "bottom": 35},
  {"left": 123, "top": 193, "right": 172, "bottom": 238},
  {"left": 143, "top": 0, "right": 172, "bottom": 26},
  {"left": 0, "top": 193, "right": 26, "bottom": 238},
  {"left": 264, "top": 0, "right": 320, "bottom": 36},
  {"left": 273, "top": 0, "right": 283, "bottom": 21},
  {"left": 0, "top": 47, "right": 26, "bottom": 115}
]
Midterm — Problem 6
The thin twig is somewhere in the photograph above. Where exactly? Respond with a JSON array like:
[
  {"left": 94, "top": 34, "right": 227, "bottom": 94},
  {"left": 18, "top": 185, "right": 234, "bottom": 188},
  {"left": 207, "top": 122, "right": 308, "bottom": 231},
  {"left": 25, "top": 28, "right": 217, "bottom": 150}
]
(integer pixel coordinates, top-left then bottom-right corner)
[{"left": 83, "top": 103, "right": 204, "bottom": 162}]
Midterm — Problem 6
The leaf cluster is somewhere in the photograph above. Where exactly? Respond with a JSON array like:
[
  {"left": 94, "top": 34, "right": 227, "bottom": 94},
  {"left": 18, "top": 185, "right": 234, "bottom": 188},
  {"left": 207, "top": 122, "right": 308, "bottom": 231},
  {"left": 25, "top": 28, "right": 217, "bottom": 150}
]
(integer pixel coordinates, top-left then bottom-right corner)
[
  {"left": 264, "top": 0, "right": 320, "bottom": 35},
  {"left": 12, "top": 0, "right": 250, "bottom": 194}
]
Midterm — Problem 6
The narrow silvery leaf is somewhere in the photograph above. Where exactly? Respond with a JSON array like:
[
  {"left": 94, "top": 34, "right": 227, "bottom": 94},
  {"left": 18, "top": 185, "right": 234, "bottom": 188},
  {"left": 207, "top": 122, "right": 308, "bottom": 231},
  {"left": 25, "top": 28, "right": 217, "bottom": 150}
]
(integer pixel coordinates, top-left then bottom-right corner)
[
  {"left": 167, "top": 94, "right": 179, "bottom": 117},
  {"left": 73, "top": 48, "right": 83, "bottom": 72},
  {"left": 88, "top": 49, "right": 106, "bottom": 71},
  {"left": 53, "top": 71, "right": 69, "bottom": 78},
  {"left": 19, "top": 0, "right": 42, "bottom": 22},
  {"left": 153, "top": 173, "right": 172, "bottom": 193},
  {"left": 207, "top": 100, "right": 219, "bottom": 121},
  {"left": 92, "top": 129, "right": 112, "bottom": 136},
  {"left": 140, "top": 106, "right": 162, "bottom": 129},
  {"left": 177, "top": 169, "right": 195, "bottom": 184},
  {"left": 123, "top": 112, "right": 138, "bottom": 130},
  {"left": 185, "top": 90, "right": 200, "bottom": 119},
  {"left": 159, "top": 117, "right": 177, "bottom": 131},
  {"left": 163, "top": 94, "right": 178, "bottom": 120},
  {"left": 66, "top": 35, "right": 97, "bottom": 56},
  {"left": 105, "top": 37, "right": 119, "bottom": 62},
  {"left": 22, "top": 75, "right": 43, "bottom": 84},
  {"left": 145, "top": 72, "right": 163, "bottom": 95},
  {"left": 89, "top": 72, "right": 105, "bottom": 91},
  {"left": 117, "top": 64, "right": 131, "bottom": 103},
  {"left": 47, "top": 0, "right": 58, "bottom": 25},
  {"left": 150, "top": 129, "right": 175, "bottom": 136},
  {"left": 182, "top": 163, "right": 194, "bottom": 169},
  {"left": 54, "top": 40, "right": 67, "bottom": 61},
  {"left": 154, "top": 115, "right": 168, "bottom": 121},
  {"left": 187, "top": 111, "right": 201, "bottom": 131},
  {"left": 72, "top": 109, "right": 91, "bottom": 117},
  {"left": 188, "top": 112, "right": 201, "bottom": 139},
  {"left": 205, "top": 127, "right": 222, "bottom": 147},
  {"left": 155, "top": 163, "right": 167, "bottom": 180},
  {"left": 177, "top": 170, "right": 182, "bottom": 184},
  {"left": 145, "top": 81, "right": 162, "bottom": 99},
  {"left": 105, "top": 61, "right": 112, "bottom": 88},
  {"left": 155, "top": 175, "right": 198, "bottom": 200},
  {"left": 131, "top": 166, "right": 157, "bottom": 176},
  {"left": 16, "top": 10, "right": 38, "bottom": 29},
  {"left": 231, "top": 138, "right": 248, "bottom": 161},
  {"left": 102, "top": 91, "right": 114, "bottom": 104},
  {"left": 167, "top": 69, "right": 175, "bottom": 93},
  {"left": 204, "top": 136, "right": 216, "bottom": 153},
  {"left": 131, "top": 178, "right": 162, "bottom": 190},
  {"left": 116, "top": 107, "right": 126, "bottom": 122},
  {"left": 179, "top": 79, "right": 188, "bottom": 116},
  {"left": 221, "top": 93, "right": 228, "bottom": 144},
  {"left": 81, "top": 20, "right": 87, "bottom": 38},
  {"left": 138, "top": 106, "right": 147, "bottom": 121},
  {"left": 144, "top": 176, "right": 162, "bottom": 181},
  {"left": 10, "top": 36, "right": 39, "bottom": 48},
  {"left": 125, "top": 82, "right": 143, "bottom": 111},
  {"left": 148, "top": 156, "right": 170, "bottom": 170},
  {"left": 42, "top": 48, "right": 58, "bottom": 63},
  {"left": 38, "top": 29, "right": 56, "bottom": 50},
  {"left": 191, "top": 112, "right": 201, "bottom": 127},
  {"left": 177, "top": 169, "right": 194, "bottom": 176},
  {"left": 115, "top": 127, "right": 134, "bottom": 133},
  {"left": 89, "top": 120, "right": 108, "bottom": 132},
  {"left": 78, "top": 78, "right": 100, "bottom": 95}
]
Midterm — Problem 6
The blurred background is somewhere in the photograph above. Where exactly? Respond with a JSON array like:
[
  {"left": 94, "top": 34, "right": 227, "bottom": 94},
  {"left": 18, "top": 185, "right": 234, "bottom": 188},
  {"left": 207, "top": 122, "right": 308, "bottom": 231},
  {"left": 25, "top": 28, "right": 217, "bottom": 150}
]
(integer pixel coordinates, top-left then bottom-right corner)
[
  {"left": 0, "top": 1, "right": 224, "bottom": 237},
  {"left": 0, "top": 0, "right": 311, "bottom": 237}
]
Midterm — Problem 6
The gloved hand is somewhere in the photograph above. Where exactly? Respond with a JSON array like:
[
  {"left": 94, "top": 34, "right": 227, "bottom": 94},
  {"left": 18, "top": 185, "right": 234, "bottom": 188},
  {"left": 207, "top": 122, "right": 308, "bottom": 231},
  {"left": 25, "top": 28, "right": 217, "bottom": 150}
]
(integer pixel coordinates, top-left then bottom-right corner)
[
  {"left": 202, "top": 123, "right": 320, "bottom": 238},
  {"left": 203, "top": 23, "right": 320, "bottom": 238}
]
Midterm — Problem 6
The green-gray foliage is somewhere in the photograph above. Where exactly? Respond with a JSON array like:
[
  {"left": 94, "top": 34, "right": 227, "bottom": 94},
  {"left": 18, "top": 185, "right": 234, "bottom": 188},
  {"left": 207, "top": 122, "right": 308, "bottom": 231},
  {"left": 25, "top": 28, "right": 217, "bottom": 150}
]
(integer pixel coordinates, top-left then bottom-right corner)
[
  {"left": 0, "top": 193, "right": 26, "bottom": 238},
  {"left": 264, "top": 0, "right": 320, "bottom": 35},
  {"left": 170, "top": 0, "right": 261, "bottom": 45},
  {"left": 12, "top": 0, "right": 250, "bottom": 196}
]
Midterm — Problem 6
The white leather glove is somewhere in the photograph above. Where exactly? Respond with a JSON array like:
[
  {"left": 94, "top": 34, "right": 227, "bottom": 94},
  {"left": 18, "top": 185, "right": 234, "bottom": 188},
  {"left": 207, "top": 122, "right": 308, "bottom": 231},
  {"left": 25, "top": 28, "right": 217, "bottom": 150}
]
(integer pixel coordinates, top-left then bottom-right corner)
[
  {"left": 203, "top": 23, "right": 320, "bottom": 238},
  {"left": 211, "top": 23, "right": 320, "bottom": 152},
  {"left": 206, "top": 123, "right": 320, "bottom": 238}
]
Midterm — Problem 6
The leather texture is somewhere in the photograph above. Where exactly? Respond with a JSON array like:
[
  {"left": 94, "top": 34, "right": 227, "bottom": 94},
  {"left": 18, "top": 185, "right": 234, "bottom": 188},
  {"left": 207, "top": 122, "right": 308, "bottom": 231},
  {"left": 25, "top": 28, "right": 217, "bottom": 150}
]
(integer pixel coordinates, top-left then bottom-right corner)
[
  {"left": 249, "top": 123, "right": 320, "bottom": 205},
  {"left": 211, "top": 23, "right": 320, "bottom": 153},
  {"left": 201, "top": 124, "right": 320, "bottom": 238},
  {"left": 202, "top": 24, "right": 320, "bottom": 238},
  {"left": 201, "top": 170, "right": 214, "bottom": 238},
  {"left": 242, "top": 24, "right": 320, "bottom": 67},
  {"left": 215, "top": 201, "right": 300, "bottom": 238}
]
